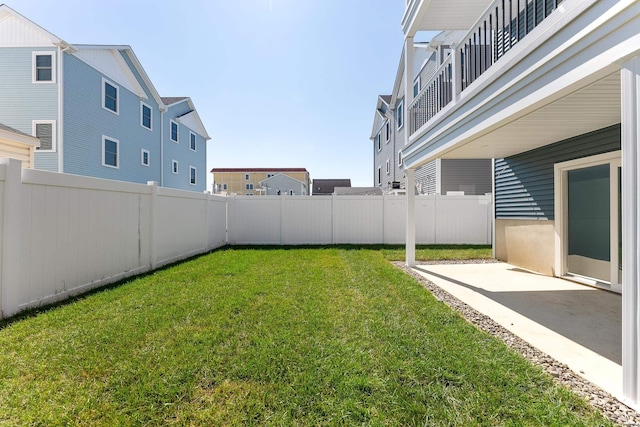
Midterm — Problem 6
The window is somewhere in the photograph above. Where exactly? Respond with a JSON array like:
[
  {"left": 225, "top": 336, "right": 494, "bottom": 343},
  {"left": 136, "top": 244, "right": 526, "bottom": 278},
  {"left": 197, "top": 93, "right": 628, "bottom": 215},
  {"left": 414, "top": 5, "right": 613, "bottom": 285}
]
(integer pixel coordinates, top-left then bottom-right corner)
[
  {"left": 170, "top": 121, "right": 178, "bottom": 142},
  {"left": 385, "top": 122, "right": 390, "bottom": 142},
  {"left": 386, "top": 159, "right": 390, "bottom": 174},
  {"left": 413, "top": 78, "right": 421, "bottom": 97},
  {"left": 398, "top": 151, "right": 403, "bottom": 166},
  {"left": 141, "top": 149, "right": 150, "bottom": 166},
  {"left": 33, "top": 52, "right": 55, "bottom": 83},
  {"left": 102, "top": 136, "right": 119, "bottom": 168},
  {"left": 32, "top": 120, "right": 56, "bottom": 151},
  {"left": 189, "top": 132, "right": 196, "bottom": 151},
  {"left": 245, "top": 173, "right": 250, "bottom": 180},
  {"left": 246, "top": 193, "right": 254, "bottom": 196},
  {"left": 102, "top": 78, "right": 119, "bottom": 114},
  {"left": 172, "top": 159, "right": 178, "bottom": 174},
  {"left": 267, "top": 173, "right": 275, "bottom": 178},
  {"left": 246, "top": 183, "right": 254, "bottom": 190},
  {"left": 222, "top": 183, "right": 228, "bottom": 190},
  {"left": 397, "top": 101, "right": 404, "bottom": 129},
  {"left": 141, "top": 102, "right": 152, "bottom": 130},
  {"left": 377, "top": 166, "right": 382, "bottom": 185},
  {"left": 377, "top": 133, "right": 381, "bottom": 151},
  {"left": 189, "top": 166, "right": 197, "bottom": 185}
]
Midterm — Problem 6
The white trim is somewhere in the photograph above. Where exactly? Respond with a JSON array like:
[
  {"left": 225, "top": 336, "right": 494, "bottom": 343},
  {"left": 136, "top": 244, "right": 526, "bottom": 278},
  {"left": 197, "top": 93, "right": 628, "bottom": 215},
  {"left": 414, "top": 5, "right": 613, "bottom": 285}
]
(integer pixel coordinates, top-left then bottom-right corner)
[
  {"left": 397, "top": 100, "right": 404, "bottom": 130},
  {"left": 385, "top": 121, "right": 390, "bottom": 143},
  {"left": 102, "top": 78, "right": 119, "bottom": 115},
  {"left": 398, "top": 150, "right": 403, "bottom": 166},
  {"left": 141, "top": 149, "right": 150, "bottom": 166},
  {"left": 245, "top": 183, "right": 254, "bottom": 190},
  {"left": 386, "top": 159, "right": 390, "bottom": 175},
  {"left": 32, "top": 51, "right": 56, "bottom": 84},
  {"left": 140, "top": 102, "right": 153, "bottom": 131},
  {"left": 189, "top": 131, "right": 196, "bottom": 151},
  {"left": 553, "top": 150, "right": 621, "bottom": 292},
  {"left": 171, "top": 159, "right": 178, "bottom": 174},
  {"left": 101, "top": 135, "right": 119, "bottom": 168},
  {"left": 170, "top": 120, "right": 178, "bottom": 143},
  {"left": 32, "top": 120, "right": 56, "bottom": 152},
  {"left": 189, "top": 166, "right": 197, "bottom": 185},
  {"left": 377, "top": 166, "right": 382, "bottom": 185},
  {"left": 377, "top": 133, "right": 381, "bottom": 152},
  {"left": 413, "top": 77, "right": 421, "bottom": 98}
]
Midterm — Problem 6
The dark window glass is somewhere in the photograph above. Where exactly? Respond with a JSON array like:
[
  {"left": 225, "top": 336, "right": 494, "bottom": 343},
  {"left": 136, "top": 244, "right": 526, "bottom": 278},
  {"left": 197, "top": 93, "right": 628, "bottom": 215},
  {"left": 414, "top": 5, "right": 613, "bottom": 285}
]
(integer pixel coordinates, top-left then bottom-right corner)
[
  {"left": 171, "top": 122, "right": 178, "bottom": 141},
  {"left": 142, "top": 105, "right": 151, "bottom": 129},
  {"left": 104, "top": 139, "right": 117, "bottom": 166},
  {"left": 190, "top": 133, "right": 196, "bottom": 150},
  {"left": 35, "top": 123, "right": 53, "bottom": 150},
  {"left": 190, "top": 168, "right": 196, "bottom": 184},
  {"left": 142, "top": 151, "right": 149, "bottom": 165},
  {"left": 104, "top": 82, "right": 117, "bottom": 112},
  {"left": 35, "top": 55, "right": 52, "bottom": 81}
]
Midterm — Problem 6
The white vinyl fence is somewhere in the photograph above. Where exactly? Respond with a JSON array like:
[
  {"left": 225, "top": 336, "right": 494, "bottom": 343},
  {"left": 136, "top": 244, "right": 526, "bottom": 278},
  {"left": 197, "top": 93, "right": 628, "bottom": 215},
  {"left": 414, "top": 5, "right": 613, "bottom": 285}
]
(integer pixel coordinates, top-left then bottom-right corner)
[
  {"left": 0, "top": 157, "right": 492, "bottom": 319},
  {"left": 0, "top": 159, "right": 227, "bottom": 319},
  {"left": 228, "top": 194, "right": 492, "bottom": 245}
]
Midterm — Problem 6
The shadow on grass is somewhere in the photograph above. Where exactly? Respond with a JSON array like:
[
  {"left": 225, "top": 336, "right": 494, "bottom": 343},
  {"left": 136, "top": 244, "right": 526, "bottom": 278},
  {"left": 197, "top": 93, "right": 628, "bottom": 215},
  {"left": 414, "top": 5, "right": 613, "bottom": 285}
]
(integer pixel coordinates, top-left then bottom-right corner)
[{"left": 0, "top": 244, "right": 491, "bottom": 329}]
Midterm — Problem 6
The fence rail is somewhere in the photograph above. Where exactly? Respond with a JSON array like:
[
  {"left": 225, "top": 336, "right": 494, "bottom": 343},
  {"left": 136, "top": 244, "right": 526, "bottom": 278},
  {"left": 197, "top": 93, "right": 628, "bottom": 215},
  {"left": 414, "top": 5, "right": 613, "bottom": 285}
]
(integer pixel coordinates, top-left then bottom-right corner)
[{"left": 0, "top": 158, "right": 492, "bottom": 319}]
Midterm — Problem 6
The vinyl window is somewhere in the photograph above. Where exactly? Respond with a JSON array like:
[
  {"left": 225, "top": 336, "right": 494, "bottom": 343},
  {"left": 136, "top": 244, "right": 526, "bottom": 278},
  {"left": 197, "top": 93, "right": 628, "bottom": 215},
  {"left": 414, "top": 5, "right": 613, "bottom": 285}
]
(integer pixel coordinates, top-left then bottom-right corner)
[
  {"left": 189, "top": 166, "right": 197, "bottom": 185},
  {"left": 170, "top": 121, "right": 178, "bottom": 142},
  {"left": 172, "top": 159, "right": 178, "bottom": 174},
  {"left": 189, "top": 132, "right": 196, "bottom": 151},
  {"left": 397, "top": 101, "right": 404, "bottom": 130},
  {"left": 102, "top": 78, "right": 119, "bottom": 114},
  {"left": 32, "top": 120, "right": 56, "bottom": 151},
  {"left": 33, "top": 52, "right": 55, "bottom": 83},
  {"left": 141, "top": 149, "right": 150, "bottom": 166},
  {"left": 102, "top": 136, "right": 119, "bottom": 168},
  {"left": 141, "top": 102, "right": 152, "bottom": 130}
]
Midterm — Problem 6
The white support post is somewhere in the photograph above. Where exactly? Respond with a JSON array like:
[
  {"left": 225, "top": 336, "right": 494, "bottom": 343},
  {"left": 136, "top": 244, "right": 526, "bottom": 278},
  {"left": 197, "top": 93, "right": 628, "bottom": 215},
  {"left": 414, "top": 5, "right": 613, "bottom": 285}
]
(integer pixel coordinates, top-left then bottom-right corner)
[
  {"left": 406, "top": 168, "right": 416, "bottom": 267},
  {"left": 404, "top": 36, "right": 415, "bottom": 146},
  {"left": 621, "top": 56, "right": 640, "bottom": 407},
  {"left": 451, "top": 43, "right": 461, "bottom": 103}
]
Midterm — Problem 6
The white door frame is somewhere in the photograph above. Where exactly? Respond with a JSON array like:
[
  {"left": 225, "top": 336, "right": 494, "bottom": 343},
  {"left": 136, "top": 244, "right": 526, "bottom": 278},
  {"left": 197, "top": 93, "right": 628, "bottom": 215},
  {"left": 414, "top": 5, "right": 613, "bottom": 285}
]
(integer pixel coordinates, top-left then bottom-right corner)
[{"left": 554, "top": 150, "right": 622, "bottom": 292}]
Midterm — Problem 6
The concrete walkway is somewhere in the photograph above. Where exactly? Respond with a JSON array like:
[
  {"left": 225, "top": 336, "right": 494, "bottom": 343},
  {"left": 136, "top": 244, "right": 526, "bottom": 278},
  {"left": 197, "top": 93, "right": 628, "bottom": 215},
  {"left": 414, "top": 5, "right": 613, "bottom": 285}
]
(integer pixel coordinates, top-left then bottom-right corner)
[{"left": 411, "top": 262, "right": 622, "bottom": 399}]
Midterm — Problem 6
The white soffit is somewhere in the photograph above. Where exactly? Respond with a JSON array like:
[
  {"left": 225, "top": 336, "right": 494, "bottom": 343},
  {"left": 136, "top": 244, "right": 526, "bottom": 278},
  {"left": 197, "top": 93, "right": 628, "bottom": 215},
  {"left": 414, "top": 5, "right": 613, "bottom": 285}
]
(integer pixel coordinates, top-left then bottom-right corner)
[
  {"left": 177, "top": 111, "right": 210, "bottom": 140},
  {"left": 439, "top": 73, "right": 621, "bottom": 160},
  {"left": 73, "top": 48, "right": 146, "bottom": 99},
  {"left": 406, "top": 0, "right": 494, "bottom": 34}
]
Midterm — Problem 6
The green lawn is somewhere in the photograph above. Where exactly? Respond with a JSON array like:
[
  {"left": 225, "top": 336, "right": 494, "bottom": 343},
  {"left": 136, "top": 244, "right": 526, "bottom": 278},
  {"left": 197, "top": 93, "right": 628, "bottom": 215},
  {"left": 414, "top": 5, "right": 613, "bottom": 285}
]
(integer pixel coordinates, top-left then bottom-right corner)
[{"left": 0, "top": 247, "right": 611, "bottom": 426}]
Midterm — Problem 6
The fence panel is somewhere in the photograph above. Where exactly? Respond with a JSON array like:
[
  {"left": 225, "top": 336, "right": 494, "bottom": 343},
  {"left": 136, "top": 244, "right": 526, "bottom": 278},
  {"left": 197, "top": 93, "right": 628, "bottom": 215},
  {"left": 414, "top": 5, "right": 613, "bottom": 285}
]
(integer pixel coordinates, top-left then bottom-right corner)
[
  {"left": 282, "top": 197, "right": 333, "bottom": 245},
  {"left": 230, "top": 196, "right": 282, "bottom": 244},
  {"left": 333, "top": 196, "right": 385, "bottom": 244}
]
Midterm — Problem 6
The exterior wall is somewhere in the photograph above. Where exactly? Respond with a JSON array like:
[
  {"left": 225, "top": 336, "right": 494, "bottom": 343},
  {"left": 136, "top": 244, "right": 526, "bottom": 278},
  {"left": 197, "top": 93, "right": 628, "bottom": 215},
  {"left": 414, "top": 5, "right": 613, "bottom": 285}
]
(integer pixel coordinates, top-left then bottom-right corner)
[
  {"left": 215, "top": 171, "right": 310, "bottom": 195},
  {"left": 494, "top": 125, "right": 621, "bottom": 274},
  {"left": 441, "top": 159, "right": 492, "bottom": 195},
  {"left": 495, "top": 125, "right": 621, "bottom": 220},
  {"left": 63, "top": 53, "right": 161, "bottom": 184},
  {"left": 0, "top": 139, "right": 35, "bottom": 168},
  {"left": 415, "top": 160, "right": 437, "bottom": 194},
  {"left": 495, "top": 219, "right": 556, "bottom": 275},
  {"left": 0, "top": 47, "right": 59, "bottom": 171},
  {"left": 162, "top": 102, "right": 207, "bottom": 192}
]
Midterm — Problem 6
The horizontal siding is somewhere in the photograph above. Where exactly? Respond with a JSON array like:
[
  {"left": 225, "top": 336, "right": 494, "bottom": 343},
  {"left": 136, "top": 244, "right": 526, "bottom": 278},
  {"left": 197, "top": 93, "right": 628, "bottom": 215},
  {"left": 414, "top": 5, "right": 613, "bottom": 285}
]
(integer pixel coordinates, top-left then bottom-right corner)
[
  {"left": 441, "top": 159, "right": 492, "bottom": 195},
  {"left": 0, "top": 47, "right": 59, "bottom": 171},
  {"left": 495, "top": 124, "right": 621, "bottom": 220},
  {"left": 416, "top": 160, "right": 437, "bottom": 194}
]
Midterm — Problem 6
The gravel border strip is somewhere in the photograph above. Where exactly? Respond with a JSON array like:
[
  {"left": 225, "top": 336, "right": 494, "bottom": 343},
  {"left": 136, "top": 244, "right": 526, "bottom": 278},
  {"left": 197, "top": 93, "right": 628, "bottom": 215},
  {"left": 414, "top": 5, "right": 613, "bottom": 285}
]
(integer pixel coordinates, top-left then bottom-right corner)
[{"left": 393, "top": 260, "right": 640, "bottom": 426}]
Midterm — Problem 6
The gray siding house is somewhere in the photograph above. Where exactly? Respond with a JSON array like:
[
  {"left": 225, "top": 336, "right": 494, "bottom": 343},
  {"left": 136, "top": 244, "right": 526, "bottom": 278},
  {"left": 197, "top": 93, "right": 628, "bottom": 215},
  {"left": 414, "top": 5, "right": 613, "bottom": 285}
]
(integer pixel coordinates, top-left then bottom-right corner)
[
  {"left": 259, "top": 173, "right": 308, "bottom": 195},
  {"left": 371, "top": 32, "right": 491, "bottom": 195}
]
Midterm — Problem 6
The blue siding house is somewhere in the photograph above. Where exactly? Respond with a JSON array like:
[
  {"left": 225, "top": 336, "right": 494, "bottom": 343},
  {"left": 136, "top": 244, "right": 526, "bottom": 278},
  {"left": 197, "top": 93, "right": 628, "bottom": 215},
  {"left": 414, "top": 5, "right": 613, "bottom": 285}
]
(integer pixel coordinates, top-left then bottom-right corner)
[{"left": 0, "top": 4, "right": 210, "bottom": 191}]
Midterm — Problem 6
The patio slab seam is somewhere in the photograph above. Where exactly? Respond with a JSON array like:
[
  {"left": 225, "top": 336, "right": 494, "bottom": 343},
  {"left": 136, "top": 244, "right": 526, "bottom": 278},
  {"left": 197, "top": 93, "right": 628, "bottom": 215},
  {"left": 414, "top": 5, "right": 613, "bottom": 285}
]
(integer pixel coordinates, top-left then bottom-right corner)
[{"left": 393, "top": 260, "right": 640, "bottom": 427}]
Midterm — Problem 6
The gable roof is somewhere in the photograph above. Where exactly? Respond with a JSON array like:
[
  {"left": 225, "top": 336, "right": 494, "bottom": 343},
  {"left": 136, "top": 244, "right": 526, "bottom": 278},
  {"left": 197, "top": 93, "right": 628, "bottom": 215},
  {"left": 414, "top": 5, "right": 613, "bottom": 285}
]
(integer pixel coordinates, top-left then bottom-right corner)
[
  {"left": 0, "top": 4, "right": 74, "bottom": 50},
  {"left": 312, "top": 179, "right": 351, "bottom": 195},
  {"left": 163, "top": 97, "right": 210, "bottom": 140},
  {"left": 162, "top": 97, "right": 189, "bottom": 106},
  {"left": 0, "top": 122, "right": 40, "bottom": 146},
  {"left": 258, "top": 173, "right": 306, "bottom": 187},
  {"left": 370, "top": 95, "right": 392, "bottom": 139}
]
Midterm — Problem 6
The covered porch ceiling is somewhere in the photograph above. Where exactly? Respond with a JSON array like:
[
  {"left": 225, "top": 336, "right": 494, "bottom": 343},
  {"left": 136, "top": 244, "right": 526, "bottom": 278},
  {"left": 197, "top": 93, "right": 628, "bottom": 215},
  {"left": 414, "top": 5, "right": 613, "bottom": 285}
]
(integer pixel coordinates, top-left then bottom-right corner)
[
  {"left": 402, "top": 0, "right": 494, "bottom": 36},
  {"left": 433, "top": 72, "right": 621, "bottom": 161}
]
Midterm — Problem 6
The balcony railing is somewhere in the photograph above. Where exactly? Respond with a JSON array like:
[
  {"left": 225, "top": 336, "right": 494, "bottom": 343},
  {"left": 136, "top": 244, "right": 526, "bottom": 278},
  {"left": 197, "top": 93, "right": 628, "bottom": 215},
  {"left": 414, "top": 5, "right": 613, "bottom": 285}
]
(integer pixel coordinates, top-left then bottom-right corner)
[{"left": 409, "top": 0, "right": 564, "bottom": 136}]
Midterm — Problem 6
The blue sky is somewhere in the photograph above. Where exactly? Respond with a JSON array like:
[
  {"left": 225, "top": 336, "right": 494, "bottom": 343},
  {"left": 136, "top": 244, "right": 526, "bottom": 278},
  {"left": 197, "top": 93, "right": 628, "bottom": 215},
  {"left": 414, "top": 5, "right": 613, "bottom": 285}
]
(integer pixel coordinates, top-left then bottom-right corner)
[{"left": 11, "top": 0, "right": 408, "bottom": 189}]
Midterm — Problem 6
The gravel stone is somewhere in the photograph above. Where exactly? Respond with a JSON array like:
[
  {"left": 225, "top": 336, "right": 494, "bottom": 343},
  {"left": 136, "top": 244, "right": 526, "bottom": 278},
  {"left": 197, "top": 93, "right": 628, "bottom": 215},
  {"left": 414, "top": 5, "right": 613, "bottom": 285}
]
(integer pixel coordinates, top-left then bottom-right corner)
[{"left": 393, "top": 261, "right": 640, "bottom": 426}]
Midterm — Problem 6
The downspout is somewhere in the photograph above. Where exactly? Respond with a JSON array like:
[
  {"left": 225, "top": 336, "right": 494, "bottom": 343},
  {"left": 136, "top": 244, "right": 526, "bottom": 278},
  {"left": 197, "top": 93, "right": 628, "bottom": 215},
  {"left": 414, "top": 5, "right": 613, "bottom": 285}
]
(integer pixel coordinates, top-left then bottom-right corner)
[
  {"left": 159, "top": 107, "right": 166, "bottom": 186},
  {"left": 57, "top": 45, "right": 64, "bottom": 173}
]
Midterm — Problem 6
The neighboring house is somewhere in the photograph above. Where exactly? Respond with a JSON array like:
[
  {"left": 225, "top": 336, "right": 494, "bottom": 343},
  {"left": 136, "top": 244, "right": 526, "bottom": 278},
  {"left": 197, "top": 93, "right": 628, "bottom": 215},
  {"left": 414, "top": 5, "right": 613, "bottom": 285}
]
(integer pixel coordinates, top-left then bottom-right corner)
[
  {"left": 371, "top": 32, "right": 491, "bottom": 195},
  {"left": 259, "top": 173, "right": 308, "bottom": 195},
  {"left": 0, "top": 123, "right": 40, "bottom": 168},
  {"left": 211, "top": 168, "right": 310, "bottom": 196},
  {"left": 0, "top": 4, "right": 210, "bottom": 191},
  {"left": 312, "top": 179, "right": 351, "bottom": 196},
  {"left": 399, "top": 0, "right": 640, "bottom": 406}
]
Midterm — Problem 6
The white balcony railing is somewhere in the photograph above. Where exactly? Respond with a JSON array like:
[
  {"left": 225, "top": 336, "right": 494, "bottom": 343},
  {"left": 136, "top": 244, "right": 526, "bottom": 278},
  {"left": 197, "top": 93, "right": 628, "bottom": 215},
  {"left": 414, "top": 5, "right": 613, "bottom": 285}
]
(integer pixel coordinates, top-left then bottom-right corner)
[{"left": 409, "top": 0, "right": 565, "bottom": 136}]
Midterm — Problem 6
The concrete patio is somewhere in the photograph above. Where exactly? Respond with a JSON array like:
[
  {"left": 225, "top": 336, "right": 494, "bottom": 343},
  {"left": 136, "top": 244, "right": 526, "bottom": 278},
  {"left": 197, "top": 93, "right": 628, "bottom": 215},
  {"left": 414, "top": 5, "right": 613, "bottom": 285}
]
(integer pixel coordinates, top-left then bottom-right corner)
[{"left": 411, "top": 262, "right": 622, "bottom": 400}]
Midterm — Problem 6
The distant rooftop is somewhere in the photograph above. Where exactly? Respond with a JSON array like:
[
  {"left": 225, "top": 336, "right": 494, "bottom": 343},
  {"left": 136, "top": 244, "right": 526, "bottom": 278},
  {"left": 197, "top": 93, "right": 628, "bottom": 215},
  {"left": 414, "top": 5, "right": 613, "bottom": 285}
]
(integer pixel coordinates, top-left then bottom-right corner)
[
  {"left": 334, "top": 187, "right": 383, "bottom": 196},
  {"left": 161, "top": 97, "right": 188, "bottom": 106},
  {"left": 312, "top": 179, "right": 351, "bottom": 195},
  {"left": 0, "top": 122, "right": 33, "bottom": 138},
  {"left": 211, "top": 168, "right": 309, "bottom": 173},
  {"left": 380, "top": 95, "right": 392, "bottom": 104}
]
